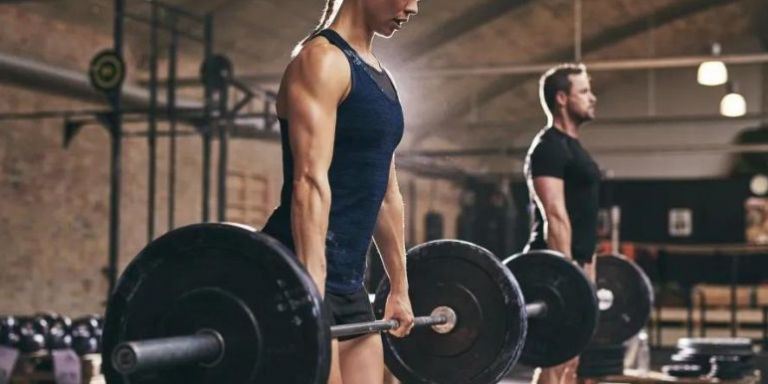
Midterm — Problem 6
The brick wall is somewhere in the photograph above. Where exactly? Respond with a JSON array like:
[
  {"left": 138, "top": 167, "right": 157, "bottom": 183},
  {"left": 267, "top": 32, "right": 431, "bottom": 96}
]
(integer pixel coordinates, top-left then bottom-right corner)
[{"left": 0, "top": 6, "right": 462, "bottom": 317}]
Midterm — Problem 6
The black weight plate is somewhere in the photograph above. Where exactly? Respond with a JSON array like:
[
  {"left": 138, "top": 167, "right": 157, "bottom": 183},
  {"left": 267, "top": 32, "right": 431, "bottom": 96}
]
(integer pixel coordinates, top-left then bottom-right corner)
[
  {"left": 102, "top": 223, "right": 330, "bottom": 384},
  {"left": 374, "top": 240, "right": 525, "bottom": 384},
  {"left": 671, "top": 352, "right": 710, "bottom": 365},
  {"left": 671, "top": 352, "right": 755, "bottom": 376},
  {"left": 710, "top": 355, "right": 752, "bottom": 372},
  {"left": 89, "top": 49, "right": 126, "bottom": 93},
  {"left": 712, "top": 372, "right": 746, "bottom": 380},
  {"left": 663, "top": 364, "right": 704, "bottom": 377},
  {"left": 674, "top": 347, "right": 755, "bottom": 360},
  {"left": 709, "top": 358, "right": 751, "bottom": 381},
  {"left": 711, "top": 365, "right": 752, "bottom": 376},
  {"left": 592, "top": 254, "right": 653, "bottom": 344},
  {"left": 504, "top": 250, "right": 598, "bottom": 367},
  {"left": 677, "top": 337, "right": 753, "bottom": 352}
]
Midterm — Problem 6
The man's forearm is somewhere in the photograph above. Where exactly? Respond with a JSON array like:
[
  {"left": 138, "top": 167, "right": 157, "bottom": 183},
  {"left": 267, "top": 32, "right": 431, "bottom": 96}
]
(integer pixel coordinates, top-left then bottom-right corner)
[
  {"left": 374, "top": 194, "right": 409, "bottom": 294},
  {"left": 546, "top": 217, "right": 572, "bottom": 259}
]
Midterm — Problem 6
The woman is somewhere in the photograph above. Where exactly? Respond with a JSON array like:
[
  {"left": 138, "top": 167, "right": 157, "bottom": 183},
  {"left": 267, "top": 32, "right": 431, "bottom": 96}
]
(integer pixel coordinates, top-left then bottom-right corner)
[{"left": 261, "top": 0, "right": 420, "bottom": 383}]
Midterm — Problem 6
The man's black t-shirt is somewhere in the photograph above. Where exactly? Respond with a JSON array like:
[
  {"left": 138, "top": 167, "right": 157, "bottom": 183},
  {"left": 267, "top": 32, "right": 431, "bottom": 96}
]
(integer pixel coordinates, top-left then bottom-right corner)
[{"left": 524, "top": 127, "right": 600, "bottom": 262}]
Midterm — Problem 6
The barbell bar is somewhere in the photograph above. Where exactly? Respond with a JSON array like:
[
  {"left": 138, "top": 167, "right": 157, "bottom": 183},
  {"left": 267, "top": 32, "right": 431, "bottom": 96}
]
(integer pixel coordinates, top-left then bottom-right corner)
[{"left": 112, "top": 288, "right": 557, "bottom": 376}]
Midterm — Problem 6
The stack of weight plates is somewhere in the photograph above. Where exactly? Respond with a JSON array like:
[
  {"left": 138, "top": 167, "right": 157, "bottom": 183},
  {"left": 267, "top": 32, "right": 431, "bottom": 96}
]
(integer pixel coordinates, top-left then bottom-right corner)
[
  {"left": 577, "top": 343, "right": 625, "bottom": 377},
  {"left": 708, "top": 355, "right": 754, "bottom": 380},
  {"left": 661, "top": 364, "right": 703, "bottom": 378},
  {"left": 666, "top": 338, "right": 755, "bottom": 380}
]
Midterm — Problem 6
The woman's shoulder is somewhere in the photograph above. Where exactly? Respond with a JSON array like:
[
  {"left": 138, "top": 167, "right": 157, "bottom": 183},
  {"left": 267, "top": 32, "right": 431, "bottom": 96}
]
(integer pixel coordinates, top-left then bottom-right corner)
[
  {"left": 290, "top": 37, "right": 347, "bottom": 73},
  {"left": 277, "top": 37, "right": 352, "bottom": 112}
]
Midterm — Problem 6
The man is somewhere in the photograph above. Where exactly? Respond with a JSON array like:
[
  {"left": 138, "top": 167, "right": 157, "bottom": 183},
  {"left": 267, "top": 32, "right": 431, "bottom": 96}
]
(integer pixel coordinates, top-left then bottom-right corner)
[{"left": 523, "top": 63, "right": 599, "bottom": 384}]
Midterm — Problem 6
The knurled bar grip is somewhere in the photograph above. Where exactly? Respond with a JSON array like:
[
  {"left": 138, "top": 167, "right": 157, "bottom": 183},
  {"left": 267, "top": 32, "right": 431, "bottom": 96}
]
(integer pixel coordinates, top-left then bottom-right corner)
[{"left": 330, "top": 314, "right": 447, "bottom": 339}]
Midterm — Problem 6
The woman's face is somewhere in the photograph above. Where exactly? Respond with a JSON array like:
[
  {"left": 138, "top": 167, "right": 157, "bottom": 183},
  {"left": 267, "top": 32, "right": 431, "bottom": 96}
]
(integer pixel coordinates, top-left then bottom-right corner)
[{"left": 365, "top": 0, "right": 419, "bottom": 38}]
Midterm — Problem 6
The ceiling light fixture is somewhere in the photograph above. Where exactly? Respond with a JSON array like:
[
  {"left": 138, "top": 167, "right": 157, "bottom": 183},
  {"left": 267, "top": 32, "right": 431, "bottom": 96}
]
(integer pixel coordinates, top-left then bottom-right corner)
[
  {"left": 697, "top": 43, "right": 728, "bottom": 86},
  {"left": 720, "top": 82, "right": 746, "bottom": 117}
]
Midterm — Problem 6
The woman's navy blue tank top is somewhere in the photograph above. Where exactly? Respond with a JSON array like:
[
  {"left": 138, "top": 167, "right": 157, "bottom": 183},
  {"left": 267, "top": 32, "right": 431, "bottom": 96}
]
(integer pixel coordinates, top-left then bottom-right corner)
[{"left": 262, "top": 29, "right": 404, "bottom": 294}]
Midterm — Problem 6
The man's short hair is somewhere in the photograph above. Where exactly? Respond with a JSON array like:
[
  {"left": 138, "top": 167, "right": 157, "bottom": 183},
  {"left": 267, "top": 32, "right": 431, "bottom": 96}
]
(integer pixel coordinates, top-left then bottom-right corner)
[{"left": 539, "top": 63, "right": 587, "bottom": 115}]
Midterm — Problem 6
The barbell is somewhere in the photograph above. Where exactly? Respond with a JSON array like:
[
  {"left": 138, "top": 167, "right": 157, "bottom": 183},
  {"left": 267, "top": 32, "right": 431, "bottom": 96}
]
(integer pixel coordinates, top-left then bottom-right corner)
[{"left": 100, "top": 223, "right": 619, "bottom": 383}]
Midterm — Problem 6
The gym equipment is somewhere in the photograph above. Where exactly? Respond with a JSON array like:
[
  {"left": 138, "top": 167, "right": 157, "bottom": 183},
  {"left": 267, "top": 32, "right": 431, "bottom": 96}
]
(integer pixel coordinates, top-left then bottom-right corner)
[
  {"left": 17, "top": 317, "right": 48, "bottom": 354},
  {"left": 71, "top": 315, "right": 103, "bottom": 355},
  {"left": 38, "top": 312, "right": 73, "bottom": 350},
  {"left": 662, "top": 364, "right": 703, "bottom": 378},
  {"left": 669, "top": 338, "right": 755, "bottom": 380},
  {"left": 102, "top": 223, "right": 604, "bottom": 384},
  {"left": 372, "top": 240, "right": 524, "bottom": 383},
  {"left": 504, "top": 250, "right": 598, "bottom": 367},
  {"left": 592, "top": 254, "right": 654, "bottom": 345},
  {"left": 88, "top": 49, "right": 126, "bottom": 93},
  {"left": 0, "top": 316, "right": 19, "bottom": 348}
]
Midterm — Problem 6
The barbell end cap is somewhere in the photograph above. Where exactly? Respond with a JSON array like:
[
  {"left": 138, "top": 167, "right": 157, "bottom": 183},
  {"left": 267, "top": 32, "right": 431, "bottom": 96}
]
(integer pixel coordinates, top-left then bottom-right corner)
[
  {"left": 112, "top": 344, "right": 139, "bottom": 375},
  {"left": 430, "top": 306, "right": 457, "bottom": 334},
  {"left": 596, "top": 288, "right": 615, "bottom": 311}
]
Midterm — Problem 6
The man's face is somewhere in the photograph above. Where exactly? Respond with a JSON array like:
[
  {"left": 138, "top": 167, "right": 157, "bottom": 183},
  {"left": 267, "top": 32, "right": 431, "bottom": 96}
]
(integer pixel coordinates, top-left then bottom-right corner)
[{"left": 564, "top": 72, "right": 597, "bottom": 124}]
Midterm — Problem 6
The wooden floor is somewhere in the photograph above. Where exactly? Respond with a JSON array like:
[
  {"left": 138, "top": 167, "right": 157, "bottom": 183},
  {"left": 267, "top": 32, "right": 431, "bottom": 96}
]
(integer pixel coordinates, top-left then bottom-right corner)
[{"left": 502, "top": 350, "right": 768, "bottom": 384}]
